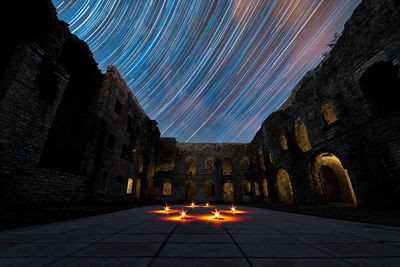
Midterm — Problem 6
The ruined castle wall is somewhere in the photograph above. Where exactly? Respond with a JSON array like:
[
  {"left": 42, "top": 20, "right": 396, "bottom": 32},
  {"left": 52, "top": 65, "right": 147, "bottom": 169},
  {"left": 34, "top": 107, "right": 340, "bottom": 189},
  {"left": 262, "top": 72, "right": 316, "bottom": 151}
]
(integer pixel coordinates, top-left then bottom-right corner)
[
  {"left": 0, "top": 0, "right": 161, "bottom": 205},
  {"left": 153, "top": 142, "right": 252, "bottom": 203},
  {"left": 250, "top": 0, "right": 400, "bottom": 206}
]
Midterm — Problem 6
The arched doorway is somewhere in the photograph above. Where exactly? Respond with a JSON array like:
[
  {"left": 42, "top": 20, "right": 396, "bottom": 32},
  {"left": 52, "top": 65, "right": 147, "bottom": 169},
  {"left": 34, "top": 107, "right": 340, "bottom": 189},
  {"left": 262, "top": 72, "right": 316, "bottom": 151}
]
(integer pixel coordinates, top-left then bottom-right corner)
[
  {"left": 243, "top": 182, "right": 251, "bottom": 202},
  {"left": 223, "top": 182, "right": 234, "bottom": 202},
  {"left": 311, "top": 153, "right": 357, "bottom": 205},
  {"left": 276, "top": 169, "right": 294, "bottom": 204},
  {"left": 205, "top": 182, "right": 215, "bottom": 198},
  {"left": 186, "top": 182, "right": 196, "bottom": 202}
]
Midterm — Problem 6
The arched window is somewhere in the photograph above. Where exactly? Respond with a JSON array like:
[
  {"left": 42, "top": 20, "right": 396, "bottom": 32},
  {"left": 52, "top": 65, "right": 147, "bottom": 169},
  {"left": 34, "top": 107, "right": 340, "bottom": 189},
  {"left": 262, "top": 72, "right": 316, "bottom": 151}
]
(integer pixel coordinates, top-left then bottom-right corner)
[
  {"left": 114, "top": 100, "right": 122, "bottom": 115},
  {"left": 186, "top": 182, "right": 196, "bottom": 202},
  {"left": 127, "top": 115, "right": 132, "bottom": 133},
  {"left": 187, "top": 158, "right": 196, "bottom": 175},
  {"left": 138, "top": 155, "right": 144, "bottom": 173},
  {"left": 222, "top": 158, "right": 232, "bottom": 175},
  {"left": 321, "top": 102, "right": 338, "bottom": 125},
  {"left": 254, "top": 182, "right": 260, "bottom": 196},
  {"left": 295, "top": 121, "right": 312, "bottom": 152},
  {"left": 276, "top": 169, "right": 294, "bottom": 204},
  {"left": 163, "top": 182, "right": 172, "bottom": 196},
  {"left": 241, "top": 159, "right": 249, "bottom": 170},
  {"left": 243, "top": 182, "right": 251, "bottom": 196},
  {"left": 206, "top": 160, "right": 213, "bottom": 169},
  {"left": 223, "top": 182, "right": 234, "bottom": 202},
  {"left": 310, "top": 153, "right": 357, "bottom": 205},
  {"left": 205, "top": 182, "right": 215, "bottom": 197},
  {"left": 360, "top": 61, "right": 400, "bottom": 116},
  {"left": 136, "top": 178, "right": 141, "bottom": 199},
  {"left": 268, "top": 147, "right": 274, "bottom": 165},
  {"left": 259, "top": 151, "right": 266, "bottom": 171},
  {"left": 279, "top": 134, "right": 288, "bottom": 151},
  {"left": 262, "top": 179, "right": 269, "bottom": 202},
  {"left": 126, "top": 178, "right": 133, "bottom": 194}
]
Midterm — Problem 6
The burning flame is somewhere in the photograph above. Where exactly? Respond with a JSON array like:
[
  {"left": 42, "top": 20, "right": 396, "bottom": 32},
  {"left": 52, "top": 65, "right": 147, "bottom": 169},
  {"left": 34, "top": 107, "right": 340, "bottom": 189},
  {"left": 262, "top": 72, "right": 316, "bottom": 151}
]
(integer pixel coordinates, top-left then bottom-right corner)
[
  {"left": 190, "top": 202, "right": 196, "bottom": 208},
  {"left": 180, "top": 209, "right": 187, "bottom": 219},
  {"left": 230, "top": 204, "right": 237, "bottom": 213},
  {"left": 212, "top": 208, "right": 221, "bottom": 219},
  {"left": 205, "top": 202, "right": 209, "bottom": 207}
]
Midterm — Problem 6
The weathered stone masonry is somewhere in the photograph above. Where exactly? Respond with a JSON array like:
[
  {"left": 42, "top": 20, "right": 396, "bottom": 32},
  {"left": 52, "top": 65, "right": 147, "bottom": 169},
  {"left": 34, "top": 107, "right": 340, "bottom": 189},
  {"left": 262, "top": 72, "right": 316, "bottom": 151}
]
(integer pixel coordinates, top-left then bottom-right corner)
[{"left": 1, "top": 0, "right": 400, "bottom": 207}]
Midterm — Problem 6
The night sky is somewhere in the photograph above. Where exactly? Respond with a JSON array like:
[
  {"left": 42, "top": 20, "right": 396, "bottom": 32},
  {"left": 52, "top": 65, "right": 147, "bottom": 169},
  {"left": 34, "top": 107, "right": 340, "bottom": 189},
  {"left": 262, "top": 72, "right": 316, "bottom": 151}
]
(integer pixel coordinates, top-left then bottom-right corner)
[{"left": 52, "top": 0, "right": 360, "bottom": 143}]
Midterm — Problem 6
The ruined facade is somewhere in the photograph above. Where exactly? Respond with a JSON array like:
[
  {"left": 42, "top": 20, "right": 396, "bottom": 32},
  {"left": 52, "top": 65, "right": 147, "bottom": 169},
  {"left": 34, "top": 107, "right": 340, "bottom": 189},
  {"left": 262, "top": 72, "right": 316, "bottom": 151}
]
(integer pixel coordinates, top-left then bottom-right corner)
[
  {"left": 1, "top": 0, "right": 400, "bottom": 207},
  {"left": 153, "top": 141, "right": 252, "bottom": 203},
  {"left": 0, "top": 1, "right": 160, "bottom": 204},
  {"left": 250, "top": 0, "right": 400, "bottom": 207}
]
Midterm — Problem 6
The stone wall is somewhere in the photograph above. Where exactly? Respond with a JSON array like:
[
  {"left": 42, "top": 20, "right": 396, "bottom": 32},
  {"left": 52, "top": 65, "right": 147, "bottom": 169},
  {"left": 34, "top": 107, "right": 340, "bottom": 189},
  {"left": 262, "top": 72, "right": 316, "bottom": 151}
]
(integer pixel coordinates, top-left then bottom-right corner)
[
  {"left": 153, "top": 141, "right": 253, "bottom": 203},
  {"left": 0, "top": 0, "right": 160, "bottom": 205},
  {"left": 249, "top": 0, "right": 400, "bottom": 207}
]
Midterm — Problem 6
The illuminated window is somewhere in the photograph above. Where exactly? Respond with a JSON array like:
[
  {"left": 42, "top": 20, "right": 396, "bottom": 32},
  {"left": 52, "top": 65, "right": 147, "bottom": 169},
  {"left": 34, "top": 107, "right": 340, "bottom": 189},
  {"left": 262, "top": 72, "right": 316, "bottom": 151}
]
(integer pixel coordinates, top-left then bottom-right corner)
[
  {"left": 138, "top": 155, "right": 144, "bottom": 173},
  {"left": 254, "top": 182, "right": 260, "bottom": 196},
  {"left": 126, "top": 178, "right": 133, "bottom": 194},
  {"left": 259, "top": 150, "right": 266, "bottom": 171},
  {"left": 321, "top": 102, "right": 338, "bottom": 125},
  {"left": 223, "top": 158, "right": 232, "bottom": 175},
  {"left": 268, "top": 147, "right": 274, "bottom": 165},
  {"left": 135, "top": 178, "right": 141, "bottom": 199},
  {"left": 223, "top": 182, "right": 234, "bottom": 202},
  {"left": 187, "top": 158, "right": 196, "bottom": 175},
  {"left": 206, "top": 160, "right": 213, "bottom": 169},
  {"left": 279, "top": 134, "right": 288, "bottom": 150},
  {"left": 162, "top": 182, "right": 172, "bottom": 196},
  {"left": 186, "top": 182, "right": 196, "bottom": 202},
  {"left": 262, "top": 179, "right": 269, "bottom": 202},
  {"left": 295, "top": 121, "right": 312, "bottom": 152},
  {"left": 243, "top": 182, "right": 251, "bottom": 196},
  {"left": 276, "top": 169, "right": 294, "bottom": 204}
]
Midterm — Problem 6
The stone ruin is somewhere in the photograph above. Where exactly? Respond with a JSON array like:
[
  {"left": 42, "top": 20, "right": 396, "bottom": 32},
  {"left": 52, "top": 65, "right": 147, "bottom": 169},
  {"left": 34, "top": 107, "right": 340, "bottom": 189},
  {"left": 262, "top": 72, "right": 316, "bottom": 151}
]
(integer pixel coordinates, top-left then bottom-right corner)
[{"left": 1, "top": 0, "right": 399, "bottom": 207}]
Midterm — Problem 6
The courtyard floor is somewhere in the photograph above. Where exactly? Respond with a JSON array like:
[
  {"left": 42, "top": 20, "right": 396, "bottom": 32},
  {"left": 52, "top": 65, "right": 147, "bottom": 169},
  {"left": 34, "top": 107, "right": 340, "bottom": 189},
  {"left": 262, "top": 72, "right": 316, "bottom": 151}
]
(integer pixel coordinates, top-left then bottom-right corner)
[{"left": 0, "top": 204, "right": 400, "bottom": 266}]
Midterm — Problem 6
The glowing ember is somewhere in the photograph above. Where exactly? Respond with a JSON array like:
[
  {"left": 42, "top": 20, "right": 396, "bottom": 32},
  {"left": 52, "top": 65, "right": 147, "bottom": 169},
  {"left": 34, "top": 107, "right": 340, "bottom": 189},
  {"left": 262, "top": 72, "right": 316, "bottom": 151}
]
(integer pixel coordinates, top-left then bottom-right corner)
[
  {"left": 212, "top": 208, "right": 221, "bottom": 219},
  {"left": 230, "top": 204, "right": 237, "bottom": 213},
  {"left": 180, "top": 209, "right": 187, "bottom": 219}
]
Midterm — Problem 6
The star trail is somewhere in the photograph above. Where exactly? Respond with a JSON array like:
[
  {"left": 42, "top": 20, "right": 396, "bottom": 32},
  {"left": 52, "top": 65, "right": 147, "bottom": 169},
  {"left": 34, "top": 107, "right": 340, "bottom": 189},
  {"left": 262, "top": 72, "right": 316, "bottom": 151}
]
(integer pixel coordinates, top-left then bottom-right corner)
[{"left": 52, "top": 0, "right": 360, "bottom": 143}]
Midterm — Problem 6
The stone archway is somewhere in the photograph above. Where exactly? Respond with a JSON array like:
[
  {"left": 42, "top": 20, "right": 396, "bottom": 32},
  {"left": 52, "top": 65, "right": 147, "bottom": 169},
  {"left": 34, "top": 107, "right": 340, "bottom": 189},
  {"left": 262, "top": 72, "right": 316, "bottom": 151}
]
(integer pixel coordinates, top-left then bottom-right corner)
[
  {"left": 186, "top": 182, "right": 196, "bottom": 202},
  {"left": 312, "top": 153, "right": 357, "bottom": 205},
  {"left": 223, "top": 182, "right": 234, "bottom": 202},
  {"left": 276, "top": 169, "right": 294, "bottom": 204},
  {"left": 243, "top": 182, "right": 251, "bottom": 202},
  {"left": 205, "top": 182, "right": 215, "bottom": 197}
]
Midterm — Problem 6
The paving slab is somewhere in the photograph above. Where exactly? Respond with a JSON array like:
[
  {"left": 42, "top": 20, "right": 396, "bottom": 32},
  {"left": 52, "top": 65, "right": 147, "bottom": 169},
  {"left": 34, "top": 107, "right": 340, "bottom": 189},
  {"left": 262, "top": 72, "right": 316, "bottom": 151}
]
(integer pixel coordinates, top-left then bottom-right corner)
[{"left": 0, "top": 204, "right": 400, "bottom": 266}]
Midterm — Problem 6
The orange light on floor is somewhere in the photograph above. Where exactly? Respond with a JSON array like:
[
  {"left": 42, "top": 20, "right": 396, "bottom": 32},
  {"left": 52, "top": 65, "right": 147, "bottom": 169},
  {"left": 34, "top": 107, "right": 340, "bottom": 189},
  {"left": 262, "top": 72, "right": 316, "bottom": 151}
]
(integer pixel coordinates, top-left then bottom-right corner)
[
  {"left": 190, "top": 202, "right": 196, "bottom": 208},
  {"left": 164, "top": 203, "right": 171, "bottom": 213},
  {"left": 180, "top": 209, "right": 187, "bottom": 219},
  {"left": 212, "top": 208, "right": 221, "bottom": 219},
  {"left": 230, "top": 204, "right": 237, "bottom": 213}
]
